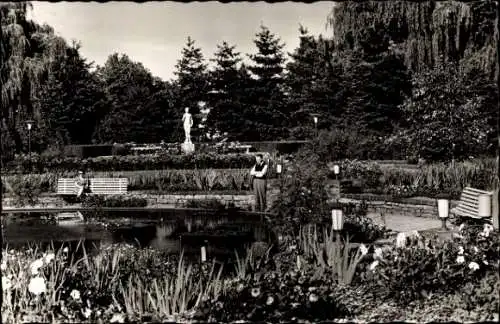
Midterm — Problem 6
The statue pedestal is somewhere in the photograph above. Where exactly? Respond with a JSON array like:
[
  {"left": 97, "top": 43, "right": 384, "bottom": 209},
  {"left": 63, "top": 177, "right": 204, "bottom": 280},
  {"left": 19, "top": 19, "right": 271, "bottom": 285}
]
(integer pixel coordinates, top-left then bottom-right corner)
[{"left": 181, "top": 141, "right": 195, "bottom": 154}]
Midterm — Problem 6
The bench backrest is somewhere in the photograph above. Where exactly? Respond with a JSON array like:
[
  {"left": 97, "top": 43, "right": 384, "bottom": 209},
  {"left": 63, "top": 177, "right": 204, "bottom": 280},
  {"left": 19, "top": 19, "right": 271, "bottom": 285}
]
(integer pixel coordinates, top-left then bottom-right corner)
[
  {"left": 57, "top": 178, "right": 128, "bottom": 195},
  {"left": 455, "top": 187, "right": 492, "bottom": 218}
]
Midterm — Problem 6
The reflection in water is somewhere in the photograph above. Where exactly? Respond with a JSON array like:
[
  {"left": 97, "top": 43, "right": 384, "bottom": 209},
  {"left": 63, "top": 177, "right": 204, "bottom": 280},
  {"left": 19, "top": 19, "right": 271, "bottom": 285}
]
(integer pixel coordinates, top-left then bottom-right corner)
[{"left": 2, "top": 209, "right": 275, "bottom": 262}]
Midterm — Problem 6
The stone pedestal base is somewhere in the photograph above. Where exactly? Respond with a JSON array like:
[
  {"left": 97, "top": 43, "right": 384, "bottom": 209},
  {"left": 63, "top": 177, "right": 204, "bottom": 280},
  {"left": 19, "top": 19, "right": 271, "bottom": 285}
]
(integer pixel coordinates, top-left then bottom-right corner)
[{"left": 181, "top": 141, "right": 195, "bottom": 154}]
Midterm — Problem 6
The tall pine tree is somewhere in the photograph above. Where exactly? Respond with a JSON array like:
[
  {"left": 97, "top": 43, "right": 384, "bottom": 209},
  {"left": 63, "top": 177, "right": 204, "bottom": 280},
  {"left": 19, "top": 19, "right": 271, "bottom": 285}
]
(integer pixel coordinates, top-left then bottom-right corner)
[
  {"left": 173, "top": 37, "right": 209, "bottom": 116},
  {"left": 206, "top": 41, "right": 249, "bottom": 137},
  {"left": 246, "top": 25, "right": 288, "bottom": 140}
]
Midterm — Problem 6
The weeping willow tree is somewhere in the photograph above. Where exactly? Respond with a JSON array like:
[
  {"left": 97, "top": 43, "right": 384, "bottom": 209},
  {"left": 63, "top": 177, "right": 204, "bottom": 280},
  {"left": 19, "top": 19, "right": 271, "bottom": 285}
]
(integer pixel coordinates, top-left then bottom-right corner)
[
  {"left": 1, "top": 2, "right": 66, "bottom": 155},
  {"left": 328, "top": 1, "right": 498, "bottom": 78}
]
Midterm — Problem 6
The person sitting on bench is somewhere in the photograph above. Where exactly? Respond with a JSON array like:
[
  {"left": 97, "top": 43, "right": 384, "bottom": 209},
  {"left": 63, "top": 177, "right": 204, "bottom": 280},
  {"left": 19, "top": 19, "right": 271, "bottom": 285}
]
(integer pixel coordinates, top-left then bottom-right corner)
[{"left": 75, "top": 171, "right": 87, "bottom": 198}]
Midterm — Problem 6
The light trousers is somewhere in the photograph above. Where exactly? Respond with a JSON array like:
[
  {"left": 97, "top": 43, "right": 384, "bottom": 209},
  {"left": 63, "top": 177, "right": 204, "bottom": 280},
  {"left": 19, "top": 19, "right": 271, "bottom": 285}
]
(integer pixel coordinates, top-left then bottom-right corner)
[{"left": 253, "top": 178, "right": 267, "bottom": 212}]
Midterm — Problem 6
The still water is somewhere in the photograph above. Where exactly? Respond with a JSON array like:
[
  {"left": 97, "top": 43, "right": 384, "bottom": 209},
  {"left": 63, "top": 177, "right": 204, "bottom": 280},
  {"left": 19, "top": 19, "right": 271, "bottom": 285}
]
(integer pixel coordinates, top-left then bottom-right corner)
[{"left": 1, "top": 209, "right": 276, "bottom": 262}]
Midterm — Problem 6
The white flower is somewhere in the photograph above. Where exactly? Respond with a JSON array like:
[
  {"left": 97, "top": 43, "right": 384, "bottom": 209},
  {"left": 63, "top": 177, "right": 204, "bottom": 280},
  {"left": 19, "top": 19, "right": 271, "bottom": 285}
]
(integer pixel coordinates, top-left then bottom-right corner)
[
  {"left": 266, "top": 296, "right": 274, "bottom": 305},
  {"left": 28, "top": 276, "right": 46, "bottom": 295},
  {"left": 309, "top": 293, "right": 319, "bottom": 302},
  {"left": 251, "top": 287, "right": 260, "bottom": 298},
  {"left": 458, "top": 223, "right": 465, "bottom": 232},
  {"left": 44, "top": 253, "right": 55, "bottom": 264},
  {"left": 82, "top": 308, "right": 92, "bottom": 319},
  {"left": 457, "top": 246, "right": 464, "bottom": 255},
  {"left": 70, "top": 289, "right": 81, "bottom": 300},
  {"left": 468, "top": 262, "right": 480, "bottom": 271},
  {"left": 484, "top": 224, "right": 494, "bottom": 233},
  {"left": 369, "top": 260, "right": 379, "bottom": 271},
  {"left": 63, "top": 247, "right": 69, "bottom": 253},
  {"left": 110, "top": 313, "right": 125, "bottom": 323},
  {"left": 456, "top": 255, "right": 465, "bottom": 264},
  {"left": 30, "top": 259, "right": 44, "bottom": 275},
  {"left": 359, "top": 244, "right": 368, "bottom": 256},
  {"left": 374, "top": 248, "right": 383, "bottom": 259},
  {"left": 473, "top": 246, "right": 479, "bottom": 254},
  {"left": 483, "top": 260, "right": 489, "bottom": 265},
  {"left": 2, "top": 276, "right": 12, "bottom": 290},
  {"left": 1, "top": 262, "right": 6, "bottom": 271},
  {"left": 396, "top": 232, "right": 406, "bottom": 248}
]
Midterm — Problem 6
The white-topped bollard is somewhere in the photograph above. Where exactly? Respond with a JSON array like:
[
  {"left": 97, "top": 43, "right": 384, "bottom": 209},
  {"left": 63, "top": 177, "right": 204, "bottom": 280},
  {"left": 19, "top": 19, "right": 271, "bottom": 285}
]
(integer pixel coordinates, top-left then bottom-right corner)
[
  {"left": 437, "top": 198, "right": 449, "bottom": 230},
  {"left": 201, "top": 245, "right": 207, "bottom": 262}
]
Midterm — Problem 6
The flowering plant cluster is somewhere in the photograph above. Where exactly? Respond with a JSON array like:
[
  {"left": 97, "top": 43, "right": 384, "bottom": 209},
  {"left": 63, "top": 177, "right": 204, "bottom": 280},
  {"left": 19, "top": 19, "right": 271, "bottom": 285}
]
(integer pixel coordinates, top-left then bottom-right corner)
[
  {"left": 197, "top": 266, "right": 350, "bottom": 322},
  {"left": 362, "top": 223, "right": 499, "bottom": 305}
]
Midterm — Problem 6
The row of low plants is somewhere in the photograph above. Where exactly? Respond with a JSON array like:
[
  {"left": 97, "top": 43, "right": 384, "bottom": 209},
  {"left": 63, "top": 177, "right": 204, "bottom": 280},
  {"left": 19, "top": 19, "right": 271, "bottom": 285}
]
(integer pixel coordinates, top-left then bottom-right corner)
[
  {"left": 2, "top": 169, "right": 258, "bottom": 205},
  {"left": 3, "top": 152, "right": 260, "bottom": 173},
  {"left": 2, "top": 221, "right": 498, "bottom": 322},
  {"left": 333, "top": 158, "right": 497, "bottom": 199}
]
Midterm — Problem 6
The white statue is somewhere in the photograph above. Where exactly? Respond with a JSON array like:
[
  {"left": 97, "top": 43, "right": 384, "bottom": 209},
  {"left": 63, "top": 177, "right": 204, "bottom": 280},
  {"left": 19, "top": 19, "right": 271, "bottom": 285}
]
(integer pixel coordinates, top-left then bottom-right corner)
[{"left": 182, "top": 107, "right": 193, "bottom": 143}]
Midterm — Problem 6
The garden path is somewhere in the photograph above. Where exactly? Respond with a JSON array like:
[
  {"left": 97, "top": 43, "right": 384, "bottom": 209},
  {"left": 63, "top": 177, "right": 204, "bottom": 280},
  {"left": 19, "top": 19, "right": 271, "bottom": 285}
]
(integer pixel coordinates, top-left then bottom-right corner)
[{"left": 367, "top": 212, "right": 445, "bottom": 232}]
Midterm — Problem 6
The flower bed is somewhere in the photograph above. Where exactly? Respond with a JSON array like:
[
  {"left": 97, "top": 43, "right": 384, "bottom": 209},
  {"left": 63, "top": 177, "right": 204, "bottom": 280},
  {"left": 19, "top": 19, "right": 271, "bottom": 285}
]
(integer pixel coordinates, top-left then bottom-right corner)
[
  {"left": 4, "top": 152, "right": 258, "bottom": 174},
  {"left": 2, "top": 222, "right": 498, "bottom": 322},
  {"left": 2, "top": 169, "right": 255, "bottom": 197},
  {"left": 331, "top": 158, "right": 496, "bottom": 199}
]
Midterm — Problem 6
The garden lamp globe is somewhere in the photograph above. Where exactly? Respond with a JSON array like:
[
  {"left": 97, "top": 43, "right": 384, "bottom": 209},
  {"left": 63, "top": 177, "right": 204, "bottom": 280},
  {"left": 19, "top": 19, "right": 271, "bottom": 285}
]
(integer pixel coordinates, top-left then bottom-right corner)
[
  {"left": 276, "top": 163, "right": 282, "bottom": 174},
  {"left": 333, "top": 165, "right": 340, "bottom": 175}
]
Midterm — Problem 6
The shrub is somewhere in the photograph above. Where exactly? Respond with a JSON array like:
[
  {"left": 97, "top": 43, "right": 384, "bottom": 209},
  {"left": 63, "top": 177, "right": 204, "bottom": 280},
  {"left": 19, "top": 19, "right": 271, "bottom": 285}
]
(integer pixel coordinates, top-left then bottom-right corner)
[
  {"left": 5, "top": 153, "right": 257, "bottom": 173},
  {"left": 81, "top": 195, "right": 148, "bottom": 208},
  {"left": 197, "top": 267, "right": 351, "bottom": 322},
  {"left": 4, "top": 174, "right": 43, "bottom": 207},
  {"left": 363, "top": 224, "right": 499, "bottom": 305}
]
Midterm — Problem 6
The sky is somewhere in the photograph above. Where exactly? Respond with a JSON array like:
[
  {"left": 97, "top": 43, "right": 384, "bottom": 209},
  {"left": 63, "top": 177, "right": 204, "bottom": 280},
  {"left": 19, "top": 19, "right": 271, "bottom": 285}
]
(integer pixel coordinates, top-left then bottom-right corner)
[{"left": 28, "top": 1, "right": 337, "bottom": 82}]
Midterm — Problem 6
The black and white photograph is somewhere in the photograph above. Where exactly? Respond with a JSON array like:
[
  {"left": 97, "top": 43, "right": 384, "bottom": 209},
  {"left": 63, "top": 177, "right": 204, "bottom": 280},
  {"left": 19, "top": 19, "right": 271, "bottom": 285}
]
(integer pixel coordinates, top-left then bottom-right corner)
[{"left": 0, "top": 1, "right": 499, "bottom": 322}]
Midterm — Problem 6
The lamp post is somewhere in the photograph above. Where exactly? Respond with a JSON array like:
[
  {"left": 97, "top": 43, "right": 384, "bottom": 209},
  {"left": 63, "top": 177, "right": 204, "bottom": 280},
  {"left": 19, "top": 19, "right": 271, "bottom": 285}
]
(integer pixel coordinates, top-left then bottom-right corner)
[
  {"left": 437, "top": 198, "right": 449, "bottom": 230},
  {"left": 333, "top": 164, "right": 340, "bottom": 180},
  {"left": 311, "top": 113, "right": 320, "bottom": 139},
  {"left": 26, "top": 120, "right": 33, "bottom": 172}
]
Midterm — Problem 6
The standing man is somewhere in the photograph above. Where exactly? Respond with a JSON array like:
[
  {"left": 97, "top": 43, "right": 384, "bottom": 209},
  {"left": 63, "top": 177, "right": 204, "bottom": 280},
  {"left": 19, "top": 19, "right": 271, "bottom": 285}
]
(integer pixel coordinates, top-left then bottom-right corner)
[{"left": 250, "top": 154, "right": 268, "bottom": 212}]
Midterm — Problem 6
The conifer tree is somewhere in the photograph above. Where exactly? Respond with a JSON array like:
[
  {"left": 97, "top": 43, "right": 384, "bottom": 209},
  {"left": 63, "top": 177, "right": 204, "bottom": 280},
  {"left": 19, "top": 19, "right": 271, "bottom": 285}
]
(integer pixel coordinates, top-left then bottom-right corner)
[
  {"left": 246, "top": 25, "right": 288, "bottom": 140},
  {"left": 173, "top": 37, "right": 209, "bottom": 115}
]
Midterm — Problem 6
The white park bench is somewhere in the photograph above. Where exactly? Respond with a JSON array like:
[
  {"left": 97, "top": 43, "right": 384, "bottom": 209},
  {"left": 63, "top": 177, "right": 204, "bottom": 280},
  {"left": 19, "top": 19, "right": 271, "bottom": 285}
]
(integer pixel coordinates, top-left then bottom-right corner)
[
  {"left": 56, "top": 178, "right": 128, "bottom": 195},
  {"left": 450, "top": 186, "right": 493, "bottom": 219}
]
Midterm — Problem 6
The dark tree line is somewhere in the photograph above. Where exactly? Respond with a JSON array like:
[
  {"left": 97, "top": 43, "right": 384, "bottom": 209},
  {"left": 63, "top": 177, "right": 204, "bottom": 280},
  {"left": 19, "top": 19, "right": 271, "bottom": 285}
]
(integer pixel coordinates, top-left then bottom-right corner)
[{"left": 1, "top": 1, "right": 497, "bottom": 162}]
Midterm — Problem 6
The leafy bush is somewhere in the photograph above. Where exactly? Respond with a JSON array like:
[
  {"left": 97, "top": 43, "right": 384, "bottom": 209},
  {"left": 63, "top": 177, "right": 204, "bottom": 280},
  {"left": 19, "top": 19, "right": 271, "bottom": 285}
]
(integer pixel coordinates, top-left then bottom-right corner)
[
  {"left": 4, "top": 175, "right": 43, "bottom": 207},
  {"left": 81, "top": 195, "right": 148, "bottom": 208},
  {"left": 198, "top": 267, "right": 351, "bottom": 322},
  {"left": 5, "top": 152, "right": 257, "bottom": 173},
  {"left": 363, "top": 224, "right": 499, "bottom": 305},
  {"left": 183, "top": 199, "right": 236, "bottom": 210}
]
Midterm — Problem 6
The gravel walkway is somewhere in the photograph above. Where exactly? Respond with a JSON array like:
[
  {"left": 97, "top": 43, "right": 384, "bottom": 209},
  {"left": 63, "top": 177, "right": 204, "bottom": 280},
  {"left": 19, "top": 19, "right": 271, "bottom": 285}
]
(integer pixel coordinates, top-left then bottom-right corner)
[{"left": 367, "top": 211, "right": 445, "bottom": 232}]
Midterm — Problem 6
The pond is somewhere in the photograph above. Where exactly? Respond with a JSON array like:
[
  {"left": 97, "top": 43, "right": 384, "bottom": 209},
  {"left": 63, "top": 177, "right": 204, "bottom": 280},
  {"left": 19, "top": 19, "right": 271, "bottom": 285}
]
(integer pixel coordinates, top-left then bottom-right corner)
[{"left": 1, "top": 208, "right": 276, "bottom": 263}]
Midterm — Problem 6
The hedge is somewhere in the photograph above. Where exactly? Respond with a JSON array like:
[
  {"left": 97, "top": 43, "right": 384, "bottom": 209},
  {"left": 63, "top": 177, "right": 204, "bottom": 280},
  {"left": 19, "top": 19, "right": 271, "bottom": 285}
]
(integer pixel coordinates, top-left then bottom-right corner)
[{"left": 4, "top": 153, "right": 258, "bottom": 174}]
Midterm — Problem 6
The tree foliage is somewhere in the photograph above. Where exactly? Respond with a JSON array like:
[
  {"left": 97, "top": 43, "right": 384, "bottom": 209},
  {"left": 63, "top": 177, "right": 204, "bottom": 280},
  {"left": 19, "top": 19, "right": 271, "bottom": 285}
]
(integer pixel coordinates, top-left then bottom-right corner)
[
  {"left": 245, "top": 25, "right": 288, "bottom": 140},
  {"left": 396, "top": 62, "right": 495, "bottom": 161},
  {"left": 0, "top": 2, "right": 497, "bottom": 164}
]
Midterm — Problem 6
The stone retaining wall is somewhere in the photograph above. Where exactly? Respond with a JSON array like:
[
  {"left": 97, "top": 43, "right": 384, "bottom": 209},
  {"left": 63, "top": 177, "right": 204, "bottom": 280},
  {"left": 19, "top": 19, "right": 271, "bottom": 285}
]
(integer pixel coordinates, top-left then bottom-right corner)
[
  {"left": 2, "top": 188, "right": 282, "bottom": 211},
  {"left": 338, "top": 197, "right": 460, "bottom": 219}
]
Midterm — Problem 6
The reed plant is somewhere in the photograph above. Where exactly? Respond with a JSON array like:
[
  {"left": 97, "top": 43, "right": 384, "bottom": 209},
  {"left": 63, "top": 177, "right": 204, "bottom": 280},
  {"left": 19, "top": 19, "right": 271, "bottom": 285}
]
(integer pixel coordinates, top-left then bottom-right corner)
[
  {"left": 119, "top": 253, "right": 225, "bottom": 321},
  {"left": 2, "top": 169, "right": 252, "bottom": 195},
  {"left": 298, "top": 224, "right": 367, "bottom": 285},
  {"left": 1, "top": 242, "right": 227, "bottom": 323}
]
